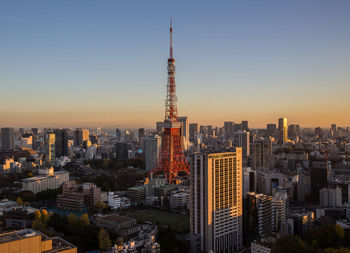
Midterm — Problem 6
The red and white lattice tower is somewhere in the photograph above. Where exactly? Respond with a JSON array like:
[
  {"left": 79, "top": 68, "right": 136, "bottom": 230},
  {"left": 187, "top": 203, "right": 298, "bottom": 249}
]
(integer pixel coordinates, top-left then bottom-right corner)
[{"left": 150, "top": 19, "right": 190, "bottom": 183}]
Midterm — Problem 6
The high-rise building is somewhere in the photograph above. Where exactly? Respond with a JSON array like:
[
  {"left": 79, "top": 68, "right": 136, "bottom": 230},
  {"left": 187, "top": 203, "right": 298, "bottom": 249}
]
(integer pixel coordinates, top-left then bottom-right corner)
[
  {"left": 233, "top": 131, "right": 250, "bottom": 158},
  {"left": 320, "top": 187, "right": 342, "bottom": 207},
  {"left": 243, "top": 167, "right": 256, "bottom": 196},
  {"left": 1, "top": 127, "right": 15, "bottom": 151},
  {"left": 54, "top": 129, "right": 69, "bottom": 158},
  {"left": 315, "top": 127, "right": 323, "bottom": 138},
  {"left": 144, "top": 135, "right": 161, "bottom": 171},
  {"left": 74, "top": 128, "right": 89, "bottom": 147},
  {"left": 116, "top": 128, "right": 122, "bottom": 142},
  {"left": 189, "top": 123, "right": 199, "bottom": 143},
  {"left": 252, "top": 139, "right": 272, "bottom": 170},
  {"left": 241, "top": 121, "right": 249, "bottom": 131},
  {"left": 278, "top": 118, "right": 288, "bottom": 144},
  {"left": 45, "top": 133, "right": 56, "bottom": 166},
  {"left": 156, "top": 122, "right": 163, "bottom": 135},
  {"left": 224, "top": 121, "right": 234, "bottom": 140},
  {"left": 288, "top": 124, "right": 300, "bottom": 139},
  {"left": 311, "top": 162, "right": 329, "bottom": 203},
  {"left": 266, "top": 124, "right": 277, "bottom": 138},
  {"left": 138, "top": 128, "right": 145, "bottom": 141},
  {"left": 178, "top": 116, "right": 189, "bottom": 150},
  {"left": 190, "top": 150, "right": 243, "bottom": 252},
  {"left": 244, "top": 193, "right": 275, "bottom": 239},
  {"left": 257, "top": 171, "right": 284, "bottom": 195},
  {"left": 331, "top": 124, "right": 337, "bottom": 137}
]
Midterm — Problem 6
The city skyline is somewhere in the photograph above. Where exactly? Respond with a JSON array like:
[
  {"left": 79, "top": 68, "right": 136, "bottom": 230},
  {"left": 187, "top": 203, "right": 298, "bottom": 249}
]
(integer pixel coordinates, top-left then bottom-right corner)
[{"left": 1, "top": 1, "right": 350, "bottom": 128}]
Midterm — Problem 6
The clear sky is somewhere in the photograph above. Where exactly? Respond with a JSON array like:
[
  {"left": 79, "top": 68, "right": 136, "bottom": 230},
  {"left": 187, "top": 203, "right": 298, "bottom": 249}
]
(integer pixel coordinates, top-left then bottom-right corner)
[{"left": 1, "top": 0, "right": 349, "bottom": 128}]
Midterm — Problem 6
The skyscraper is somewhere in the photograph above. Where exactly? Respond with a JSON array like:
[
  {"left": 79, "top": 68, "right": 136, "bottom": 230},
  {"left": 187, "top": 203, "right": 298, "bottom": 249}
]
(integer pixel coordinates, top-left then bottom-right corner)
[
  {"left": 266, "top": 123, "right": 277, "bottom": 138},
  {"left": 116, "top": 128, "right": 122, "bottom": 142},
  {"left": 278, "top": 118, "right": 288, "bottom": 145},
  {"left": 144, "top": 135, "right": 161, "bottom": 171},
  {"left": 74, "top": 128, "right": 89, "bottom": 147},
  {"left": 252, "top": 139, "right": 272, "bottom": 170},
  {"left": 138, "top": 128, "right": 145, "bottom": 141},
  {"left": 1, "top": 127, "right": 15, "bottom": 151},
  {"left": 331, "top": 124, "right": 337, "bottom": 137},
  {"left": 178, "top": 116, "right": 189, "bottom": 150},
  {"left": 190, "top": 150, "right": 243, "bottom": 252},
  {"left": 45, "top": 133, "right": 55, "bottom": 166},
  {"left": 233, "top": 131, "right": 250, "bottom": 158},
  {"left": 244, "top": 193, "right": 275, "bottom": 240},
  {"left": 189, "top": 123, "right": 199, "bottom": 143},
  {"left": 54, "top": 129, "right": 69, "bottom": 157}
]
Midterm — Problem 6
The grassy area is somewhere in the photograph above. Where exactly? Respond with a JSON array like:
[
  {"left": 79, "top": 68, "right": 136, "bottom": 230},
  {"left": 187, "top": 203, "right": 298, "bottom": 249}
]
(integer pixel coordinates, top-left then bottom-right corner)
[{"left": 128, "top": 209, "right": 190, "bottom": 233}]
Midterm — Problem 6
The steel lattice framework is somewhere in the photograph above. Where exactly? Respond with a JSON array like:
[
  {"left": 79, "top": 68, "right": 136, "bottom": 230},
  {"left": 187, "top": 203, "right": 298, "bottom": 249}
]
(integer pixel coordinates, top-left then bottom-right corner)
[{"left": 150, "top": 19, "right": 190, "bottom": 183}]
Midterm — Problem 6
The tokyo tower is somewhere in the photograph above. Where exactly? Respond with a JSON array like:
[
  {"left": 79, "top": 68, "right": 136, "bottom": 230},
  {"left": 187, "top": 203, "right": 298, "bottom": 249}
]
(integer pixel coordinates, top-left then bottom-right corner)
[{"left": 150, "top": 19, "right": 190, "bottom": 183}]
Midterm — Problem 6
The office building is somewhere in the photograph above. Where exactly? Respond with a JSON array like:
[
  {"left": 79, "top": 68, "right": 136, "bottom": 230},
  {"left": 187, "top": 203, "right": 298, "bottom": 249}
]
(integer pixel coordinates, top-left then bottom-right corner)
[
  {"left": 233, "top": 131, "right": 250, "bottom": 158},
  {"left": 144, "top": 135, "right": 161, "bottom": 170},
  {"left": 331, "top": 124, "right": 337, "bottom": 137},
  {"left": 266, "top": 124, "right": 276, "bottom": 139},
  {"left": 257, "top": 171, "right": 284, "bottom": 195},
  {"left": 320, "top": 187, "right": 342, "bottom": 207},
  {"left": 1, "top": 127, "right": 15, "bottom": 151},
  {"left": 241, "top": 121, "right": 249, "bottom": 131},
  {"left": 252, "top": 139, "right": 272, "bottom": 170},
  {"left": 311, "top": 162, "right": 329, "bottom": 203},
  {"left": 54, "top": 129, "right": 69, "bottom": 158},
  {"left": 178, "top": 116, "right": 189, "bottom": 150},
  {"left": 189, "top": 123, "right": 199, "bottom": 143},
  {"left": 224, "top": 121, "right": 234, "bottom": 140},
  {"left": 83, "top": 182, "right": 101, "bottom": 207},
  {"left": 138, "top": 128, "right": 145, "bottom": 141},
  {"left": 190, "top": 150, "right": 243, "bottom": 253},
  {"left": 108, "top": 191, "right": 121, "bottom": 210},
  {"left": 272, "top": 194, "right": 287, "bottom": 231},
  {"left": 0, "top": 229, "right": 77, "bottom": 253},
  {"left": 278, "top": 118, "right": 288, "bottom": 145},
  {"left": 74, "top": 128, "right": 89, "bottom": 147},
  {"left": 244, "top": 193, "right": 275, "bottom": 239},
  {"left": 45, "top": 133, "right": 55, "bottom": 167},
  {"left": 243, "top": 167, "right": 256, "bottom": 196},
  {"left": 116, "top": 128, "right": 122, "bottom": 142},
  {"left": 288, "top": 124, "right": 300, "bottom": 140},
  {"left": 156, "top": 122, "right": 163, "bottom": 135}
]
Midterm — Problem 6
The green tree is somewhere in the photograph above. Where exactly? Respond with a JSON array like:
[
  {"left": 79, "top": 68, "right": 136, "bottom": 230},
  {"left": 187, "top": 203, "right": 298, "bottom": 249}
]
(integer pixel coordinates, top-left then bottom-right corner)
[
  {"left": 325, "top": 248, "right": 350, "bottom": 253},
  {"left": 98, "top": 228, "right": 112, "bottom": 250},
  {"left": 16, "top": 197, "right": 23, "bottom": 206},
  {"left": 272, "top": 235, "right": 307, "bottom": 253},
  {"left": 80, "top": 213, "right": 90, "bottom": 225},
  {"left": 34, "top": 210, "right": 41, "bottom": 220}
]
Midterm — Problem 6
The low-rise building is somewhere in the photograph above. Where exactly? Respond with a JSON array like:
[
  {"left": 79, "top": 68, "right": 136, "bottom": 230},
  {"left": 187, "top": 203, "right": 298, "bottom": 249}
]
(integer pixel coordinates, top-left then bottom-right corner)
[
  {"left": 127, "top": 186, "right": 146, "bottom": 204},
  {"left": 0, "top": 228, "right": 77, "bottom": 253},
  {"left": 108, "top": 192, "right": 121, "bottom": 210},
  {"left": 94, "top": 214, "right": 141, "bottom": 239},
  {"left": 169, "top": 192, "right": 189, "bottom": 210},
  {"left": 21, "top": 168, "right": 69, "bottom": 194}
]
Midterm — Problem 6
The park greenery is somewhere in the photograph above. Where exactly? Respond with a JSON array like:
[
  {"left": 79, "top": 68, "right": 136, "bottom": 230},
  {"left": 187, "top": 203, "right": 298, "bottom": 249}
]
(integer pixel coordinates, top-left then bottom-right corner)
[
  {"left": 31, "top": 210, "right": 111, "bottom": 252},
  {"left": 272, "top": 224, "right": 350, "bottom": 253}
]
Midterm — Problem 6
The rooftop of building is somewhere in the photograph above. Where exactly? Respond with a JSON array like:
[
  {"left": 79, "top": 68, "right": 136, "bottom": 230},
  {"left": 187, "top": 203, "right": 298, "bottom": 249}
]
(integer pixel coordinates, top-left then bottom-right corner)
[{"left": 0, "top": 228, "right": 48, "bottom": 244}]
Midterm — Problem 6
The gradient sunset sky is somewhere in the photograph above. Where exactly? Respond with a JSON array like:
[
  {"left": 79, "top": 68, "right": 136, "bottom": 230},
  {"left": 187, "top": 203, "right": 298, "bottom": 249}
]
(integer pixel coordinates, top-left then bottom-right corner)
[{"left": 1, "top": 0, "right": 349, "bottom": 128}]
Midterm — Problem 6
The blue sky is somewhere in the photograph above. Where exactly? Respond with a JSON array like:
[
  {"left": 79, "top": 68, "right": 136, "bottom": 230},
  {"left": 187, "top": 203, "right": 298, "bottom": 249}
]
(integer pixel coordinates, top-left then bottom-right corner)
[{"left": 1, "top": 0, "right": 350, "bottom": 128}]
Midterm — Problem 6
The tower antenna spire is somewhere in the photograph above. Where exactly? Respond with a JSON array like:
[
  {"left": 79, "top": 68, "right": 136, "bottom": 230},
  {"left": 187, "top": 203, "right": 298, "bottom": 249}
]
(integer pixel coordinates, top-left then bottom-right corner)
[{"left": 170, "top": 17, "right": 173, "bottom": 58}]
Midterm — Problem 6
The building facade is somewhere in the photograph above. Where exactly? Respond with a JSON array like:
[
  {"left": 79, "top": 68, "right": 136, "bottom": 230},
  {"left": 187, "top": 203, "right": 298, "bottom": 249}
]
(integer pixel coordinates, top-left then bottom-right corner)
[{"left": 190, "top": 150, "right": 243, "bottom": 253}]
